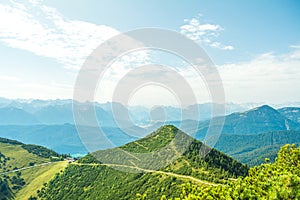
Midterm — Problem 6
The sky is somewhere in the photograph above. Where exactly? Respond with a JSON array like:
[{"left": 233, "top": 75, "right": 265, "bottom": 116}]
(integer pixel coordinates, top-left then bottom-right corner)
[{"left": 0, "top": 0, "right": 300, "bottom": 106}]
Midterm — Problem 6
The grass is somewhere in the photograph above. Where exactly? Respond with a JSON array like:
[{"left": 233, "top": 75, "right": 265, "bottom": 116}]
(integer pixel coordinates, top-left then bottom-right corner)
[
  {"left": 0, "top": 143, "right": 48, "bottom": 172},
  {"left": 1, "top": 142, "right": 68, "bottom": 199},
  {"left": 15, "top": 161, "right": 68, "bottom": 200}
]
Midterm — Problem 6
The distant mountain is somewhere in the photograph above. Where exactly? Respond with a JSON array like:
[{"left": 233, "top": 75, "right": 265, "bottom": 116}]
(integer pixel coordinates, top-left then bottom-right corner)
[
  {"left": 34, "top": 104, "right": 74, "bottom": 124},
  {"left": 196, "top": 105, "right": 300, "bottom": 138},
  {"left": 0, "top": 97, "right": 11, "bottom": 107},
  {"left": 1, "top": 97, "right": 300, "bottom": 127},
  {"left": 1, "top": 104, "right": 299, "bottom": 157},
  {"left": 277, "top": 107, "right": 300, "bottom": 123},
  {"left": 128, "top": 105, "right": 151, "bottom": 125},
  {"left": 0, "top": 97, "right": 268, "bottom": 125},
  {"left": 222, "top": 105, "right": 300, "bottom": 133},
  {"left": 0, "top": 107, "right": 40, "bottom": 125},
  {"left": 129, "top": 103, "right": 251, "bottom": 125},
  {"left": 0, "top": 124, "right": 141, "bottom": 155},
  {"left": 36, "top": 125, "right": 248, "bottom": 199},
  {"left": 0, "top": 124, "right": 85, "bottom": 154},
  {"left": 0, "top": 102, "right": 132, "bottom": 127},
  {"left": 33, "top": 102, "right": 130, "bottom": 127},
  {"left": 0, "top": 98, "right": 73, "bottom": 111}
]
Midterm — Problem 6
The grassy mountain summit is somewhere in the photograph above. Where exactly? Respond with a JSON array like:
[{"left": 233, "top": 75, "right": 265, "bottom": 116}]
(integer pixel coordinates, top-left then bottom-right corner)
[
  {"left": 88, "top": 125, "right": 195, "bottom": 172},
  {"left": 88, "top": 125, "right": 248, "bottom": 177},
  {"left": 37, "top": 125, "right": 248, "bottom": 199}
]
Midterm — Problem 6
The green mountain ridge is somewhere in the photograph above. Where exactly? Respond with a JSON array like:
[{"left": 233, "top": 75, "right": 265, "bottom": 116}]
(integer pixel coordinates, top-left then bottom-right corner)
[{"left": 37, "top": 125, "right": 248, "bottom": 199}]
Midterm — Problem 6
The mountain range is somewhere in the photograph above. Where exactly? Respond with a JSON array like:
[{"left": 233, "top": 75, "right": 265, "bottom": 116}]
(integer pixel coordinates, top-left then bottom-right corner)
[
  {"left": 1, "top": 97, "right": 300, "bottom": 126},
  {"left": 0, "top": 97, "right": 300, "bottom": 166}
]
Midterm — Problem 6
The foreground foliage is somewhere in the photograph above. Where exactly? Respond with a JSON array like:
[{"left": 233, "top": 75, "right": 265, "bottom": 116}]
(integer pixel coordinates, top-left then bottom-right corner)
[{"left": 170, "top": 144, "right": 300, "bottom": 199}]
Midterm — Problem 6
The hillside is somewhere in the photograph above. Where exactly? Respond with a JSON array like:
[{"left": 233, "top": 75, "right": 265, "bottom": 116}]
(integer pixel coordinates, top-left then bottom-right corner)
[
  {"left": 0, "top": 138, "right": 68, "bottom": 199},
  {"left": 36, "top": 125, "right": 248, "bottom": 199},
  {"left": 215, "top": 130, "right": 300, "bottom": 166}
]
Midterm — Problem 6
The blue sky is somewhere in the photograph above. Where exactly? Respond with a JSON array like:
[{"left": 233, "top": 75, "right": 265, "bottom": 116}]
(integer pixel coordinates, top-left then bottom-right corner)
[
  {"left": 43, "top": 0, "right": 300, "bottom": 63},
  {"left": 0, "top": 0, "right": 300, "bottom": 105}
]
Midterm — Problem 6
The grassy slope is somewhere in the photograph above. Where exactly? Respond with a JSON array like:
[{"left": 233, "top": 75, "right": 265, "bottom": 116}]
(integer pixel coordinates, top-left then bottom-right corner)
[
  {"left": 0, "top": 143, "right": 48, "bottom": 172},
  {"left": 16, "top": 161, "right": 68, "bottom": 200},
  {"left": 0, "top": 141, "right": 68, "bottom": 199}
]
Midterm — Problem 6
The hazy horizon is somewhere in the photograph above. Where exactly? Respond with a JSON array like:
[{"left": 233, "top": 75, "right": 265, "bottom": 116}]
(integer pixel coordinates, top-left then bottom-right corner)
[{"left": 1, "top": 96, "right": 300, "bottom": 109}]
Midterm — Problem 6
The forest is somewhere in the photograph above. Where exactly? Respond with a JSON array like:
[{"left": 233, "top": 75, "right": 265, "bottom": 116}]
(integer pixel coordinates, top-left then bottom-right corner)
[{"left": 164, "top": 144, "right": 300, "bottom": 199}]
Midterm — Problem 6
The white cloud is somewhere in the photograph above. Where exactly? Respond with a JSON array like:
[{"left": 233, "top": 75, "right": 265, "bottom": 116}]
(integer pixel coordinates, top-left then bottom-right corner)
[
  {"left": 1, "top": 2, "right": 298, "bottom": 105},
  {"left": 98, "top": 47, "right": 300, "bottom": 105},
  {"left": 210, "top": 42, "right": 234, "bottom": 50},
  {"left": 0, "top": 1, "right": 121, "bottom": 70},
  {"left": 0, "top": 1, "right": 151, "bottom": 100},
  {"left": 218, "top": 47, "right": 300, "bottom": 103},
  {"left": 180, "top": 17, "right": 234, "bottom": 51},
  {"left": 287, "top": 45, "right": 300, "bottom": 59}
]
